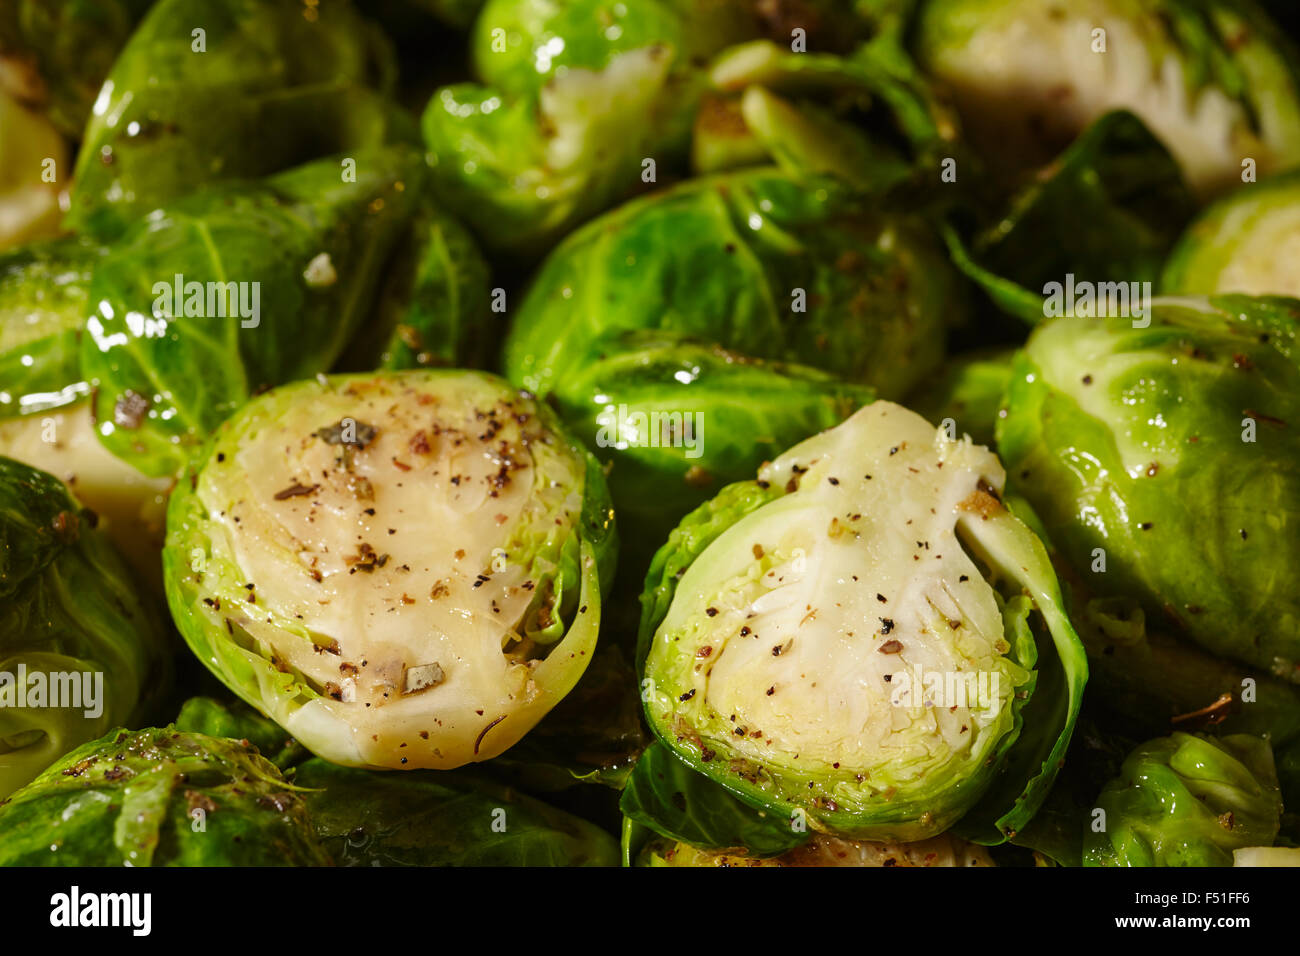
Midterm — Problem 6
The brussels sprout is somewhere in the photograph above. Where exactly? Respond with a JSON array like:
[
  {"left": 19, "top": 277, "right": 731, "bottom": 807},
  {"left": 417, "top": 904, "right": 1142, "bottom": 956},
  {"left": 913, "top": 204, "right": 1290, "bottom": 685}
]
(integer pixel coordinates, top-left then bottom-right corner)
[
  {"left": 81, "top": 146, "right": 423, "bottom": 479},
  {"left": 0, "top": 457, "right": 170, "bottom": 798},
  {"left": 421, "top": 0, "right": 758, "bottom": 255},
  {"left": 941, "top": 111, "right": 1197, "bottom": 324},
  {"left": 294, "top": 758, "right": 619, "bottom": 866},
  {"left": 505, "top": 168, "right": 961, "bottom": 548},
  {"left": 1162, "top": 169, "right": 1300, "bottom": 297},
  {"left": 914, "top": 0, "right": 1300, "bottom": 197},
  {"left": 0, "top": 90, "right": 67, "bottom": 251},
  {"left": 344, "top": 196, "right": 494, "bottom": 373},
  {"left": 1083, "top": 732, "right": 1282, "bottom": 867},
  {"left": 173, "top": 695, "right": 622, "bottom": 864},
  {"left": 637, "top": 401, "right": 1087, "bottom": 841},
  {"left": 641, "top": 831, "right": 995, "bottom": 867},
  {"left": 175, "top": 695, "right": 308, "bottom": 770},
  {"left": 163, "top": 369, "right": 616, "bottom": 771},
  {"left": 0, "top": 0, "right": 154, "bottom": 139},
  {"left": 0, "top": 237, "right": 102, "bottom": 419},
  {"left": 67, "top": 0, "right": 414, "bottom": 237},
  {"left": 0, "top": 726, "right": 331, "bottom": 866},
  {"left": 0, "top": 404, "right": 171, "bottom": 587},
  {"left": 997, "top": 295, "right": 1300, "bottom": 680}
]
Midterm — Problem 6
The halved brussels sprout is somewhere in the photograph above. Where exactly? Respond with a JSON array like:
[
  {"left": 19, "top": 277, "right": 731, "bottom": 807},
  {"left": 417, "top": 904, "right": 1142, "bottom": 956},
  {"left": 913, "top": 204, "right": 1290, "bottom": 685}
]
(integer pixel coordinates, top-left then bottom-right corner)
[
  {"left": 914, "top": 0, "right": 1300, "bottom": 197},
  {"left": 638, "top": 401, "right": 1087, "bottom": 841},
  {"left": 164, "top": 370, "right": 616, "bottom": 771},
  {"left": 0, "top": 727, "right": 330, "bottom": 866},
  {"left": 1083, "top": 732, "right": 1282, "bottom": 867},
  {"left": 421, "top": 0, "right": 758, "bottom": 255},
  {"left": 81, "top": 146, "right": 423, "bottom": 479},
  {"left": 0, "top": 457, "right": 170, "bottom": 798},
  {"left": 67, "top": 0, "right": 414, "bottom": 237},
  {"left": 641, "top": 831, "right": 994, "bottom": 867},
  {"left": 1162, "top": 169, "right": 1300, "bottom": 296},
  {"left": 997, "top": 295, "right": 1300, "bottom": 680}
]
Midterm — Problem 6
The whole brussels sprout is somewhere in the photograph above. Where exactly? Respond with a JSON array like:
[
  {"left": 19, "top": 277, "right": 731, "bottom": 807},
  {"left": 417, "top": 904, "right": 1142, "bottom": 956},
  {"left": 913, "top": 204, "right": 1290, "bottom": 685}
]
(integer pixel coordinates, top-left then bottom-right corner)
[
  {"left": 636, "top": 401, "right": 1087, "bottom": 842},
  {"left": 914, "top": 0, "right": 1300, "bottom": 197},
  {"left": 505, "top": 168, "right": 961, "bottom": 547},
  {"left": 1162, "top": 169, "right": 1300, "bottom": 297},
  {"left": 344, "top": 195, "right": 494, "bottom": 373},
  {"left": 294, "top": 758, "right": 619, "bottom": 866},
  {"left": 421, "top": 0, "right": 759, "bottom": 255},
  {"left": 641, "top": 831, "right": 994, "bottom": 867},
  {"left": 173, "top": 696, "right": 622, "bottom": 864},
  {"left": 0, "top": 727, "right": 331, "bottom": 866},
  {"left": 81, "top": 146, "right": 423, "bottom": 479},
  {"left": 67, "top": 0, "right": 414, "bottom": 237},
  {"left": 1083, "top": 732, "right": 1282, "bottom": 867},
  {"left": 164, "top": 369, "right": 616, "bottom": 771},
  {"left": 997, "top": 295, "right": 1300, "bottom": 680},
  {"left": 0, "top": 457, "right": 170, "bottom": 798}
]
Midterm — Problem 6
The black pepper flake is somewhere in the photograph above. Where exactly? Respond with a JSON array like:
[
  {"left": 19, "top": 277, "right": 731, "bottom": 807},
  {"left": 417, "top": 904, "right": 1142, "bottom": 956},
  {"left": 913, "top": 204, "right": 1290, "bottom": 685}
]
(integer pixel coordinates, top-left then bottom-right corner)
[
  {"left": 273, "top": 482, "right": 318, "bottom": 500},
  {"left": 879, "top": 618, "right": 895, "bottom": 634},
  {"left": 679, "top": 689, "right": 696, "bottom": 702}
]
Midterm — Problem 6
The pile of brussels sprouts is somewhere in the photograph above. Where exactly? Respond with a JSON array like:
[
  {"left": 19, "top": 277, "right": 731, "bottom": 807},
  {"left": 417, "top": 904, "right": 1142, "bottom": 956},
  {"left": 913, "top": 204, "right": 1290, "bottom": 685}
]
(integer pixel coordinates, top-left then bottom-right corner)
[{"left": 0, "top": 0, "right": 1299, "bottom": 868}]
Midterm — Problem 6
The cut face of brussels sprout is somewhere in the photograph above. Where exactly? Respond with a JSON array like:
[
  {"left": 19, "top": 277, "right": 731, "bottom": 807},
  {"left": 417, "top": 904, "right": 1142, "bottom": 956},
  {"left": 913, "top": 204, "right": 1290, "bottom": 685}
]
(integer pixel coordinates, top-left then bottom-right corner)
[
  {"left": 0, "top": 457, "right": 170, "bottom": 798},
  {"left": 914, "top": 0, "right": 1300, "bottom": 196},
  {"left": 998, "top": 295, "right": 1300, "bottom": 681},
  {"left": 639, "top": 401, "right": 1086, "bottom": 840},
  {"left": 164, "top": 370, "right": 615, "bottom": 771},
  {"left": 643, "top": 831, "right": 995, "bottom": 867},
  {"left": 1083, "top": 732, "right": 1282, "bottom": 867},
  {"left": 0, "top": 727, "right": 330, "bottom": 866},
  {"left": 1162, "top": 170, "right": 1300, "bottom": 297}
]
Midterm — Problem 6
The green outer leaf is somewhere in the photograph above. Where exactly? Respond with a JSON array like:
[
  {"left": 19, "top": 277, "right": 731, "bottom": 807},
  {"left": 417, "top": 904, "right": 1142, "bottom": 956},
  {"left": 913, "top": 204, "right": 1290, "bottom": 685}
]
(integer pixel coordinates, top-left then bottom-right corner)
[
  {"left": 294, "top": 758, "right": 619, "bottom": 866},
  {"left": 950, "top": 497, "right": 1089, "bottom": 844},
  {"left": 997, "top": 295, "right": 1300, "bottom": 679},
  {"left": 619, "top": 740, "right": 808, "bottom": 858},
  {"left": 0, "top": 726, "right": 330, "bottom": 866},
  {"left": 369, "top": 199, "right": 494, "bottom": 372},
  {"left": 66, "top": 0, "right": 413, "bottom": 237},
  {"left": 174, "top": 695, "right": 308, "bottom": 771},
  {"left": 0, "top": 456, "right": 170, "bottom": 799},
  {"left": 1083, "top": 732, "right": 1282, "bottom": 867},
  {"left": 80, "top": 146, "right": 424, "bottom": 478},
  {"left": 943, "top": 111, "right": 1197, "bottom": 325},
  {"left": 0, "top": 237, "right": 104, "bottom": 419}
]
